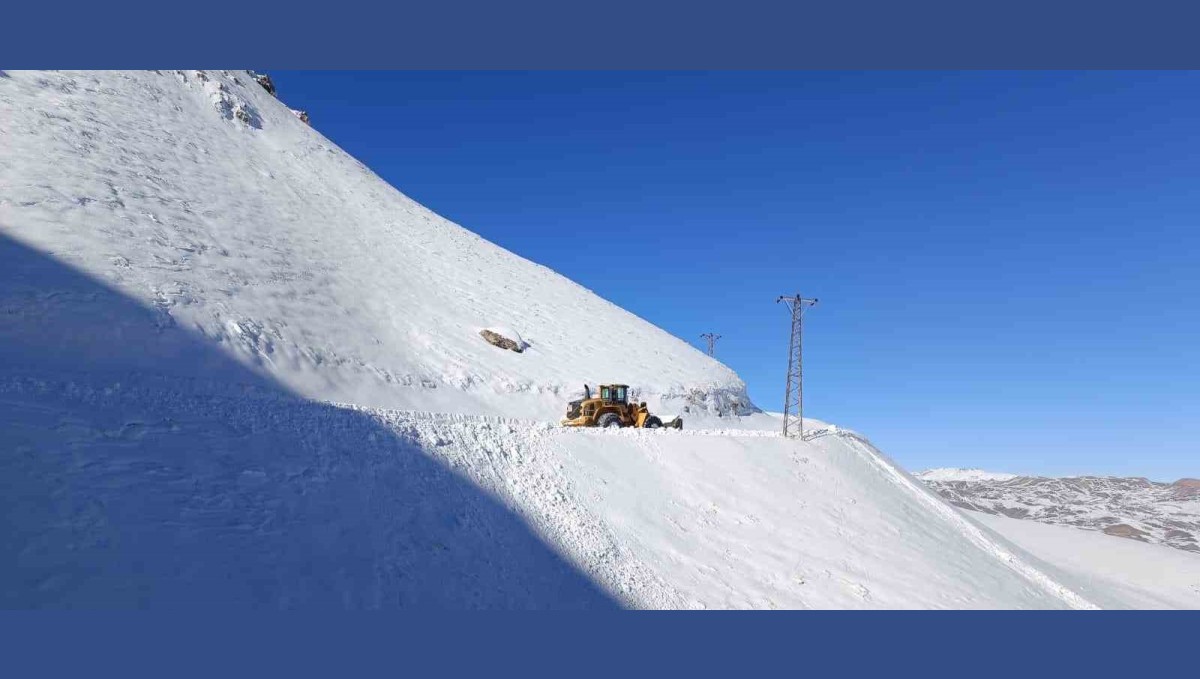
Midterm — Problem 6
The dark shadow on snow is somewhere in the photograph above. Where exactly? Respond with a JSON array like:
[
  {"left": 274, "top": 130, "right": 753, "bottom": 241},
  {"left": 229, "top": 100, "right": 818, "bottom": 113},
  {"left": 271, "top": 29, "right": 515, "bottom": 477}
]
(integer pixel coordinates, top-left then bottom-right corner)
[{"left": 0, "top": 233, "right": 619, "bottom": 608}]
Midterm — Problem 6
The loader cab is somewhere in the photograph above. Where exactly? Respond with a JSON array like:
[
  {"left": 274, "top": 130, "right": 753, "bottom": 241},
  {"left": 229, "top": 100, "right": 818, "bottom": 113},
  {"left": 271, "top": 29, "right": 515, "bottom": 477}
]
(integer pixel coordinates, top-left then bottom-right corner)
[{"left": 600, "top": 384, "right": 629, "bottom": 405}]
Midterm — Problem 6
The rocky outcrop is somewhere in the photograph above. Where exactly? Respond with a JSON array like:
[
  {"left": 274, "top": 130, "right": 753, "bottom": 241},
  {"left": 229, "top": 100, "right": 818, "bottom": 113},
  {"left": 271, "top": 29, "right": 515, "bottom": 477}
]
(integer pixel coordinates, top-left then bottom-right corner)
[
  {"left": 180, "top": 70, "right": 262, "bottom": 129},
  {"left": 250, "top": 72, "right": 276, "bottom": 97},
  {"left": 673, "top": 384, "right": 757, "bottom": 417},
  {"left": 1172, "top": 478, "right": 1200, "bottom": 498},
  {"left": 1103, "top": 524, "right": 1150, "bottom": 541},
  {"left": 480, "top": 329, "right": 525, "bottom": 353}
]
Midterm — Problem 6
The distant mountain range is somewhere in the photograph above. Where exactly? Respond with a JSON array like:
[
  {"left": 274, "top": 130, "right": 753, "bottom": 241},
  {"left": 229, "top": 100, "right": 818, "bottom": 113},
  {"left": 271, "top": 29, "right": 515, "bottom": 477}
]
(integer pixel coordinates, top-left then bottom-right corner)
[{"left": 916, "top": 469, "right": 1200, "bottom": 554}]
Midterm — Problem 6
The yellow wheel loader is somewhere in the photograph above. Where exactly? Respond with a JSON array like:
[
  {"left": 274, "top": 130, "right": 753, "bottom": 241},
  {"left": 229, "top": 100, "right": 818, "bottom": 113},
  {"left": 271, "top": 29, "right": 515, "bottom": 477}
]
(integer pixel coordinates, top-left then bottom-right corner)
[{"left": 560, "top": 384, "right": 683, "bottom": 430}]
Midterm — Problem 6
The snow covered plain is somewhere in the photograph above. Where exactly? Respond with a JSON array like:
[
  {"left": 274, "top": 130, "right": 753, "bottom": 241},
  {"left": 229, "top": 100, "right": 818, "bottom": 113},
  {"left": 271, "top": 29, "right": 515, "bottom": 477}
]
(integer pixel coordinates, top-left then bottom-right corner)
[
  {"left": 968, "top": 512, "right": 1200, "bottom": 609},
  {"left": 1, "top": 70, "right": 1190, "bottom": 608}
]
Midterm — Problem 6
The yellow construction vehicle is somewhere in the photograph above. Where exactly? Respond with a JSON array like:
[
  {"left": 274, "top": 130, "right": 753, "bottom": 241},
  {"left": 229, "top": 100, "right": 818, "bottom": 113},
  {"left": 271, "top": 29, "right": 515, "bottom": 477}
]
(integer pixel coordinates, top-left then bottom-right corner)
[{"left": 561, "top": 384, "right": 683, "bottom": 429}]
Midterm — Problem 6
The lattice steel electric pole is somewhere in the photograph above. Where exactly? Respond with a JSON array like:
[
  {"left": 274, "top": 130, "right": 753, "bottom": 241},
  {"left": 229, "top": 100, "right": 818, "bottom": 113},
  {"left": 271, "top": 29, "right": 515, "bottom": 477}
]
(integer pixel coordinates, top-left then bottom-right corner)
[
  {"left": 700, "top": 332, "right": 722, "bottom": 357},
  {"left": 777, "top": 294, "right": 818, "bottom": 438}
]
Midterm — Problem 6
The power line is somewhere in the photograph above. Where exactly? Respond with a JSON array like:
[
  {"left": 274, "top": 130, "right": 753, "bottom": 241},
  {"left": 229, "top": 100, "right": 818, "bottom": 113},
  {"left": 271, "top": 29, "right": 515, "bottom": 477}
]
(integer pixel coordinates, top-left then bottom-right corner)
[
  {"left": 776, "top": 294, "right": 818, "bottom": 439},
  {"left": 699, "top": 332, "right": 722, "bottom": 357}
]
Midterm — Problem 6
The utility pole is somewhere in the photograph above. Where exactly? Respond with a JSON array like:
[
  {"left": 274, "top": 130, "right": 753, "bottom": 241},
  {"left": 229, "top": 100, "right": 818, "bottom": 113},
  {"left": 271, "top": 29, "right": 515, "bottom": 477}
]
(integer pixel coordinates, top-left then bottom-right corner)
[
  {"left": 700, "top": 332, "right": 722, "bottom": 357},
  {"left": 777, "top": 294, "right": 818, "bottom": 438}
]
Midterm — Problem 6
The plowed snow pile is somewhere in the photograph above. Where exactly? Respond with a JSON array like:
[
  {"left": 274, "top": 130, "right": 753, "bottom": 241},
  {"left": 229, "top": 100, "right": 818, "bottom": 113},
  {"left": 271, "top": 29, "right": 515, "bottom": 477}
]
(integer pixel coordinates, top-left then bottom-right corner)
[{"left": 0, "top": 71, "right": 1180, "bottom": 608}]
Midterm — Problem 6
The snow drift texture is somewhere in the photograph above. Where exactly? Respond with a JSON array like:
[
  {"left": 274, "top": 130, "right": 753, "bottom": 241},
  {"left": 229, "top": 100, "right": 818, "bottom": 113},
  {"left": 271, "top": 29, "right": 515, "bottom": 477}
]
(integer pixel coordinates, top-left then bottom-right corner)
[
  {"left": 2, "top": 71, "right": 1190, "bottom": 609},
  {"left": 0, "top": 70, "right": 749, "bottom": 420}
]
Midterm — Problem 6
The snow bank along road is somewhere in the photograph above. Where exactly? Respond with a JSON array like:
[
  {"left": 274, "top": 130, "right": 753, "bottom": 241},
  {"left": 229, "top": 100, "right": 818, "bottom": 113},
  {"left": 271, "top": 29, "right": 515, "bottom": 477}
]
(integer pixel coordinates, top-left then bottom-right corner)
[{"left": 2, "top": 373, "right": 1102, "bottom": 609}]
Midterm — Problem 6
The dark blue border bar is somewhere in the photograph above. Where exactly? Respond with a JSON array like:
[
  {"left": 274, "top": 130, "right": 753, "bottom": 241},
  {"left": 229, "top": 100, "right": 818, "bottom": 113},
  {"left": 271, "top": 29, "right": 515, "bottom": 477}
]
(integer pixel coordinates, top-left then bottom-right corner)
[
  {"left": 7, "top": 1, "right": 1200, "bottom": 68},
  {"left": 3, "top": 612, "right": 1196, "bottom": 675}
]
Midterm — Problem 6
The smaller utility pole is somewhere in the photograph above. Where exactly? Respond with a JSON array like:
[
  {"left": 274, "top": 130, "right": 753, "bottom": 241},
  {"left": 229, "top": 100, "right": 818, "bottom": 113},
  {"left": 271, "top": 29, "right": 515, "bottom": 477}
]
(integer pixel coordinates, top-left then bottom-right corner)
[{"left": 700, "top": 332, "right": 722, "bottom": 357}]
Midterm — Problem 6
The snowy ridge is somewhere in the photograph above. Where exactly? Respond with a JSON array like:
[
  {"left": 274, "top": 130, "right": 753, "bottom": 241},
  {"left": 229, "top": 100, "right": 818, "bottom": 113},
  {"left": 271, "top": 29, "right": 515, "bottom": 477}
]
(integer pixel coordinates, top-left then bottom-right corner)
[
  {"left": 917, "top": 468, "right": 1018, "bottom": 483},
  {"left": 0, "top": 70, "right": 750, "bottom": 421},
  {"left": 839, "top": 434, "right": 1096, "bottom": 609}
]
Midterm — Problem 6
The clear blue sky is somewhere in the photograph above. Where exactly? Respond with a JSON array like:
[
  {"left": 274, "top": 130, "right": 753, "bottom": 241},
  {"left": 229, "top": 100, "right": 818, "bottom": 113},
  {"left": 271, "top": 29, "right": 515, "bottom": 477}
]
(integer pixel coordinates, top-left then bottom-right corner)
[{"left": 271, "top": 72, "right": 1198, "bottom": 481}]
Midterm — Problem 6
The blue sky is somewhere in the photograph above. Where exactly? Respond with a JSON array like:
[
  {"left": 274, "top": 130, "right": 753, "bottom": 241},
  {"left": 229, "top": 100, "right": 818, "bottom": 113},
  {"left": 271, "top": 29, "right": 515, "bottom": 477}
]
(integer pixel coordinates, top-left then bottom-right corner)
[{"left": 272, "top": 72, "right": 1198, "bottom": 480}]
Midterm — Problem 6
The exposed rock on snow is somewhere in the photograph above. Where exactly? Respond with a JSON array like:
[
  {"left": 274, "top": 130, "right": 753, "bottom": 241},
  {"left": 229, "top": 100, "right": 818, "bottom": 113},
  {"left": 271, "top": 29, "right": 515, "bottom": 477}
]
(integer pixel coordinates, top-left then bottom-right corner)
[
  {"left": 480, "top": 328, "right": 526, "bottom": 353},
  {"left": 250, "top": 71, "right": 276, "bottom": 97},
  {"left": 1103, "top": 524, "right": 1150, "bottom": 541},
  {"left": 1173, "top": 478, "right": 1200, "bottom": 498},
  {"left": 185, "top": 70, "right": 262, "bottom": 129}
]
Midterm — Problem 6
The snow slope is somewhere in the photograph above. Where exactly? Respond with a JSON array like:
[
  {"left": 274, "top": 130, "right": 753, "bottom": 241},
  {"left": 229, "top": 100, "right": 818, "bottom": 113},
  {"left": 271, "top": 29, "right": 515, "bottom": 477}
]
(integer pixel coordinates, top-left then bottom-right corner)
[
  {"left": 968, "top": 512, "right": 1200, "bottom": 609},
  {"left": 0, "top": 366, "right": 1099, "bottom": 608},
  {"left": 0, "top": 70, "right": 1159, "bottom": 608},
  {"left": 541, "top": 425, "right": 1096, "bottom": 608},
  {"left": 0, "top": 70, "right": 749, "bottom": 420}
]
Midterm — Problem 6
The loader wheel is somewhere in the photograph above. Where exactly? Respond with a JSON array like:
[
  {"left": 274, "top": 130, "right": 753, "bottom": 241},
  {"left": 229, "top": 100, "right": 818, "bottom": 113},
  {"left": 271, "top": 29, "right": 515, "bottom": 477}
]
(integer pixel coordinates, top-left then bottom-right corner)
[
  {"left": 645, "top": 416, "right": 663, "bottom": 429},
  {"left": 598, "top": 413, "right": 623, "bottom": 428}
]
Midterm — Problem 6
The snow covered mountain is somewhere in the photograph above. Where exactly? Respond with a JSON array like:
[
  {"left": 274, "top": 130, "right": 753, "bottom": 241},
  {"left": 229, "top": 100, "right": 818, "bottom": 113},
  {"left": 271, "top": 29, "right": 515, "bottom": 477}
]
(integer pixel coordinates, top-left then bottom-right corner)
[
  {"left": 917, "top": 471, "right": 1200, "bottom": 554},
  {"left": 2, "top": 70, "right": 1193, "bottom": 608},
  {"left": 917, "top": 468, "right": 1018, "bottom": 483},
  {"left": 0, "top": 70, "right": 749, "bottom": 420}
]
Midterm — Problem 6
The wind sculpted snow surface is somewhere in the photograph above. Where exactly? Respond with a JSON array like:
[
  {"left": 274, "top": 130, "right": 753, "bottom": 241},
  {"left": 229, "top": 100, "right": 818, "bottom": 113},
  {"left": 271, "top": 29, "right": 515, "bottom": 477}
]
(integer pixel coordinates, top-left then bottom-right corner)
[
  {"left": 0, "top": 70, "right": 749, "bottom": 420},
  {"left": 0, "top": 369, "right": 1100, "bottom": 608},
  {"left": 0, "top": 70, "right": 1138, "bottom": 608}
]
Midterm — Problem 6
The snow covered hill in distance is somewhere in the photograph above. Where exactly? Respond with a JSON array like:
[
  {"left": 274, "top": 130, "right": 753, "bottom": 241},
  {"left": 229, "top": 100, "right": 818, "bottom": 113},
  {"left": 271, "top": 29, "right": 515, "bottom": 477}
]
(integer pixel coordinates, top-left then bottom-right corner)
[
  {"left": 917, "top": 468, "right": 1018, "bottom": 483},
  {"left": 2, "top": 71, "right": 1195, "bottom": 609},
  {"left": 917, "top": 470, "right": 1200, "bottom": 554}
]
